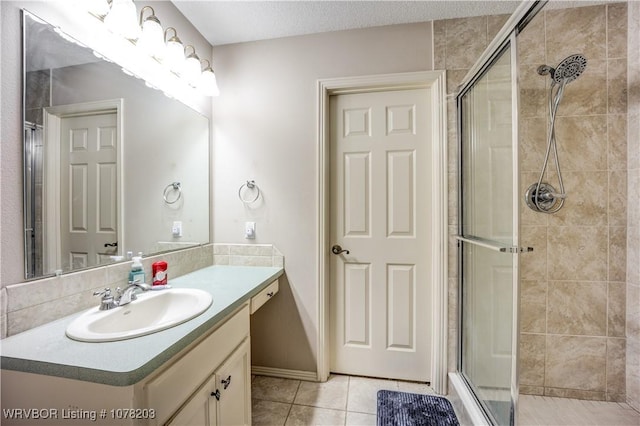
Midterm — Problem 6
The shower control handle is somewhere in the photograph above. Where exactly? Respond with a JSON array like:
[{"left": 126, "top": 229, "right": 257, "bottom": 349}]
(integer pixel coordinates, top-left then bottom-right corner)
[{"left": 331, "top": 245, "right": 350, "bottom": 255}]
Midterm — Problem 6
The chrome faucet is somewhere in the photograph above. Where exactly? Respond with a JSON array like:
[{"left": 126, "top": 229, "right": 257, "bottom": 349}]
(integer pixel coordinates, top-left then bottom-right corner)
[
  {"left": 117, "top": 281, "right": 152, "bottom": 306},
  {"left": 93, "top": 282, "right": 152, "bottom": 310}
]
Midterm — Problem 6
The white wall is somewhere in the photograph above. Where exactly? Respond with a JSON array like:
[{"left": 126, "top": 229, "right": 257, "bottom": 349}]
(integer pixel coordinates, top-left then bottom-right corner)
[
  {"left": 0, "top": 1, "right": 212, "bottom": 286},
  {"left": 212, "top": 23, "right": 434, "bottom": 372}
]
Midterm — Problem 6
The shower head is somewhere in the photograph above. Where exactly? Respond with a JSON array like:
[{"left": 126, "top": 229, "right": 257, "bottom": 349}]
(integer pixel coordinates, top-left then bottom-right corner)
[
  {"left": 537, "top": 54, "right": 587, "bottom": 85},
  {"left": 552, "top": 54, "right": 587, "bottom": 84}
]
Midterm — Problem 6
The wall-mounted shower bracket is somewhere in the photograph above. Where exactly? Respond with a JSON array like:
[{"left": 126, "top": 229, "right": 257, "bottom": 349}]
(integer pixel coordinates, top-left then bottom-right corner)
[{"left": 525, "top": 182, "right": 566, "bottom": 213}]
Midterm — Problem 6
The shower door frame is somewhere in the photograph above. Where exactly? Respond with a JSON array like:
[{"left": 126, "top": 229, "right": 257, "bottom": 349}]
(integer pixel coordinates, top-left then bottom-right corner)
[
  {"left": 453, "top": 1, "right": 547, "bottom": 424},
  {"left": 457, "top": 37, "right": 520, "bottom": 426}
]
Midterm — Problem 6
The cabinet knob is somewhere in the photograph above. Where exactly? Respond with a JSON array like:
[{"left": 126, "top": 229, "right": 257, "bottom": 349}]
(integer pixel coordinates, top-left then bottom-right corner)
[
  {"left": 267, "top": 292, "right": 274, "bottom": 297},
  {"left": 221, "top": 375, "right": 232, "bottom": 390},
  {"left": 211, "top": 389, "right": 220, "bottom": 400}
]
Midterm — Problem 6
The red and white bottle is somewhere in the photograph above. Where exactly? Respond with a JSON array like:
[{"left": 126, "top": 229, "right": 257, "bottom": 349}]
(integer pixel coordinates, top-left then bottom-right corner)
[{"left": 152, "top": 261, "right": 168, "bottom": 286}]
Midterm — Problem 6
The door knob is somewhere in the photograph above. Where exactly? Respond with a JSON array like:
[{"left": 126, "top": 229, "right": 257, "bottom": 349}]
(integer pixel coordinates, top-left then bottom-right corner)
[{"left": 331, "top": 245, "right": 350, "bottom": 255}]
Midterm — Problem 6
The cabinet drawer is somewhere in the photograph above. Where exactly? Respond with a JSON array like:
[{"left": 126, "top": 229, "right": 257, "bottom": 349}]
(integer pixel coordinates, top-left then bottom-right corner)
[
  {"left": 145, "top": 304, "right": 249, "bottom": 425},
  {"left": 250, "top": 279, "right": 279, "bottom": 314}
]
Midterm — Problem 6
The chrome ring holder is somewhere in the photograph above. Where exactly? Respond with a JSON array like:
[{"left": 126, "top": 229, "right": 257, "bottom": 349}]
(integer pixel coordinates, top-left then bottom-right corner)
[
  {"left": 238, "top": 180, "right": 260, "bottom": 204},
  {"left": 163, "top": 182, "right": 182, "bottom": 204}
]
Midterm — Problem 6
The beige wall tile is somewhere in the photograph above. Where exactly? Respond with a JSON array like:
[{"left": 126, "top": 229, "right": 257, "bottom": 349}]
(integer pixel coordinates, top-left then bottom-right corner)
[
  {"left": 608, "top": 114, "right": 628, "bottom": 170},
  {"left": 520, "top": 117, "right": 548, "bottom": 173},
  {"left": 607, "top": 337, "right": 627, "bottom": 396},
  {"left": 444, "top": 16, "right": 488, "bottom": 70},
  {"left": 545, "top": 335, "right": 607, "bottom": 392},
  {"left": 607, "top": 3, "right": 628, "bottom": 59},
  {"left": 609, "top": 227, "right": 627, "bottom": 283},
  {"left": 547, "top": 281, "right": 607, "bottom": 336},
  {"left": 544, "top": 387, "right": 606, "bottom": 401},
  {"left": 545, "top": 5, "right": 607, "bottom": 64},
  {"left": 518, "top": 67, "right": 548, "bottom": 119},
  {"left": 629, "top": 225, "right": 640, "bottom": 285},
  {"left": 520, "top": 281, "right": 547, "bottom": 333},
  {"left": 520, "top": 385, "right": 544, "bottom": 396},
  {"left": 555, "top": 115, "right": 607, "bottom": 171},
  {"left": 520, "top": 333, "right": 546, "bottom": 386},
  {"left": 433, "top": 20, "right": 446, "bottom": 70},
  {"left": 487, "top": 14, "right": 509, "bottom": 40},
  {"left": 548, "top": 171, "right": 608, "bottom": 226},
  {"left": 548, "top": 226, "right": 608, "bottom": 281},
  {"left": 629, "top": 114, "right": 640, "bottom": 170},
  {"left": 521, "top": 226, "right": 547, "bottom": 281},
  {"left": 608, "top": 59, "right": 628, "bottom": 114},
  {"left": 628, "top": 283, "right": 640, "bottom": 340}
]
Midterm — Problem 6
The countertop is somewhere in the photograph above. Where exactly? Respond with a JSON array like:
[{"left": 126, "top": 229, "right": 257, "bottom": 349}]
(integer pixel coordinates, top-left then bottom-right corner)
[{"left": 0, "top": 265, "right": 283, "bottom": 386}]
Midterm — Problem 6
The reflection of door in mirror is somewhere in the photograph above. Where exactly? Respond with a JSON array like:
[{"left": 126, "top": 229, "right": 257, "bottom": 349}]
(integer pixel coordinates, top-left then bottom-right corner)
[
  {"left": 44, "top": 100, "right": 123, "bottom": 273},
  {"left": 60, "top": 113, "right": 117, "bottom": 270}
]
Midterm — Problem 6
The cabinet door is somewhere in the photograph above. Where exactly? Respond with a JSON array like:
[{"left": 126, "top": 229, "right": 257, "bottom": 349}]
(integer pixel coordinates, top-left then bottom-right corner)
[
  {"left": 167, "top": 374, "right": 217, "bottom": 426},
  {"left": 216, "top": 339, "right": 251, "bottom": 426}
]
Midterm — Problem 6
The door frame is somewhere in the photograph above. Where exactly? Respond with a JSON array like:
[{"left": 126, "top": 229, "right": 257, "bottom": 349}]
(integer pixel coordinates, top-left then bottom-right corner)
[
  {"left": 44, "top": 99, "right": 124, "bottom": 271},
  {"left": 316, "top": 71, "right": 448, "bottom": 394}
]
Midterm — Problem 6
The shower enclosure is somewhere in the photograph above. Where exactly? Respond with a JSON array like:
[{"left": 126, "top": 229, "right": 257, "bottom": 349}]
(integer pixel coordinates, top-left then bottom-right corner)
[
  {"left": 454, "top": 2, "right": 544, "bottom": 424},
  {"left": 454, "top": 0, "right": 634, "bottom": 424}
]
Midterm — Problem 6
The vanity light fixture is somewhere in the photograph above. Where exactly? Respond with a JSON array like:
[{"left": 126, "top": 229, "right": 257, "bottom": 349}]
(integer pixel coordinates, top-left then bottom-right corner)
[
  {"left": 104, "top": 0, "right": 140, "bottom": 40},
  {"left": 164, "top": 27, "right": 184, "bottom": 72},
  {"left": 199, "top": 60, "right": 220, "bottom": 97},
  {"left": 82, "top": 2, "right": 220, "bottom": 97},
  {"left": 182, "top": 45, "right": 202, "bottom": 85},
  {"left": 137, "top": 6, "right": 165, "bottom": 60}
]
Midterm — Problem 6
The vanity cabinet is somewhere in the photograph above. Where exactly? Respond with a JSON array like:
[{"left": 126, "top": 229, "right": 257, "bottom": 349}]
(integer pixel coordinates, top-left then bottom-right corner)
[
  {"left": 168, "top": 339, "right": 250, "bottom": 426},
  {"left": 1, "top": 271, "right": 282, "bottom": 426},
  {"left": 146, "top": 304, "right": 250, "bottom": 425}
]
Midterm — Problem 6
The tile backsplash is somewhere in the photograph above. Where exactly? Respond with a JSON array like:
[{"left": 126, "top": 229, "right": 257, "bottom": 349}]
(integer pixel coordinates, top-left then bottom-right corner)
[
  {"left": 213, "top": 243, "right": 284, "bottom": 268},
  {"left": 1, "top": 243, "right": 284, "bottom": 338}
]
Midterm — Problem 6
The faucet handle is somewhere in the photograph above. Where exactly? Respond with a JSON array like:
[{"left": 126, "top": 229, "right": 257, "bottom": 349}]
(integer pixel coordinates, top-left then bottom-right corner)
[
  {"left": 94, "top": 288, "right": 117, "bottom": 310},
  {"left": 93, "top": 288, "right": 111, "bottom": 297}
]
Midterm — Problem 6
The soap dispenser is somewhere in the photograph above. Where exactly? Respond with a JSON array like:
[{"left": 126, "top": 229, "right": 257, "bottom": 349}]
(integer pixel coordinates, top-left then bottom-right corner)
[{"left": 129, "top": 256, "right": 146, "bottom": 284}]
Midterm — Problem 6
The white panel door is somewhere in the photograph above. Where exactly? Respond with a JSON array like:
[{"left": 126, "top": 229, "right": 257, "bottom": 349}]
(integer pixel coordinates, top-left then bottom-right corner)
[
  {"left": 330, "top": 89, "right": 432, "bottom": 382},
  {"left": 60, "top": 113, "right": 117, "bottom": 270}
]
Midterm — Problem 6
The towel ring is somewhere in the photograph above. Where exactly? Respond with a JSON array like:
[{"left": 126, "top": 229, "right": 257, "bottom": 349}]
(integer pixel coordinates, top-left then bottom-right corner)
[
  {"left": 163, "top": 182, "right": 182, "bottom": 204},
  {"left": 238, "top": 180, "right": 260, "bottom": 204}
]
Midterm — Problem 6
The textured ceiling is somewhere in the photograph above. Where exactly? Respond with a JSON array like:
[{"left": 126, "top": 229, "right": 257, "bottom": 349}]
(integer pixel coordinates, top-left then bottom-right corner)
[{"left": 172, "top": 1, "right": 523, "bottom": 46}]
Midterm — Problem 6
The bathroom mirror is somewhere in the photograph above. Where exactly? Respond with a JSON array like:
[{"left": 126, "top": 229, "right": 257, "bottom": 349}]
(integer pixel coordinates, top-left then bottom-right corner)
[{"left": 22, "top": 10, "right": 210, "bottom": 279}]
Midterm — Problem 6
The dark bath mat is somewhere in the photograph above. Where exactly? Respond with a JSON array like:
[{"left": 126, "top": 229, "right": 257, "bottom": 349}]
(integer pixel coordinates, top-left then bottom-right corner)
[{"left": 377, "top": 390, "right": 460, "bottom": 426}]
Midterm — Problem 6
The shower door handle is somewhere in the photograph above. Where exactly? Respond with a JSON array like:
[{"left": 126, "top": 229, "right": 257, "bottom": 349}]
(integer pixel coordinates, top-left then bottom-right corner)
[{"left": 331, "top": 245, "right": 350, "bottom": 255}]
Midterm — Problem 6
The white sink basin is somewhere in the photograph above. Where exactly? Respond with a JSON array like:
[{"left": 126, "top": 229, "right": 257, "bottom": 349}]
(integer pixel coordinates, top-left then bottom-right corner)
[{"left": 66, "top": 288, "right": 213, "bottom": 342}]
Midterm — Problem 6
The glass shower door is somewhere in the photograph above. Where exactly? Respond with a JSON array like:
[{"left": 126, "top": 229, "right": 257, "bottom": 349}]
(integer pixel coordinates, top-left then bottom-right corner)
[{"left": 457, "top": 39, "right": 521, "bottom": 425}]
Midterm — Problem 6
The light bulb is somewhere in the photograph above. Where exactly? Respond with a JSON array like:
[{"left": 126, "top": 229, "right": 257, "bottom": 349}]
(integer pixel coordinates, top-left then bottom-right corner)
[
  {"left": 104, "top": 0, "right": 140, "bottom": 40},
  {"left": 164, "top": 27, "right": 184, "bottom": 72},
  {"left": 199, "top": 61, "right": 220, "bottom": 96},
  {"left": 137, "top": 7, "right": 165, "bottom": 59},
  {"left": 182, "top": 45, "right": 201, "bottom": 85}
]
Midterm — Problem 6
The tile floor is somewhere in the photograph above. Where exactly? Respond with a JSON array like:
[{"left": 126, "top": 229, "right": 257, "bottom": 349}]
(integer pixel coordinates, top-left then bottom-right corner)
[
  {"left": 251, "top": 374, "right": 435, "bottom": 425},
  {"left": 518, "top": 394, "right": 640, "bottom": 426},
  {"left": 251, "top": 375, "right": 640, "bottom": 425}
]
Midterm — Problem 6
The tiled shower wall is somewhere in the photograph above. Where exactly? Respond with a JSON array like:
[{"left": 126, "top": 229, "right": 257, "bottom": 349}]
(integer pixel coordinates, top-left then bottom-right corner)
[
  {"left": 435, "top": 2, "right": 631, "bottom": 404},
  {"left": 626, "top": 0, "right": 640, "bottom": 412},
  {"left": 433, "top": 12, "right": 510, "bottom": 373},
  {"left": 518, "top": 4, "right": 628, "bottom": 402}
]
